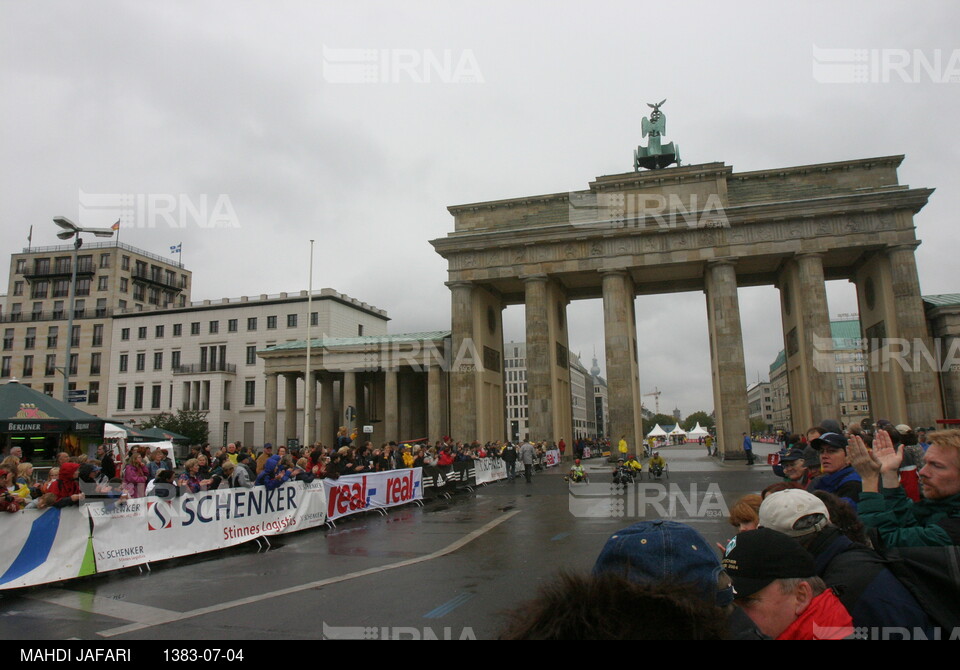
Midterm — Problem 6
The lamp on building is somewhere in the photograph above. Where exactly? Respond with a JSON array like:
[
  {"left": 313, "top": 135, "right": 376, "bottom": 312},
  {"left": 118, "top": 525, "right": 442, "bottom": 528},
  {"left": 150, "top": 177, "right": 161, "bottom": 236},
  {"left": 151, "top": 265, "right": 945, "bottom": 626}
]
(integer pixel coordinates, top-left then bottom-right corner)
[{"left": 52, "top": 216, "right": 115, "bottom": 403}]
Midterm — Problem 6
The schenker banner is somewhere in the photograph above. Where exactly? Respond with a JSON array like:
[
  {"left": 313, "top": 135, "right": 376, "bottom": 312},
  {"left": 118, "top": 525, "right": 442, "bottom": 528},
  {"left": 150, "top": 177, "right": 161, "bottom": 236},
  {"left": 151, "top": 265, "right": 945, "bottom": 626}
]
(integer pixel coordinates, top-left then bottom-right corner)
[
  {"left": 323, "top": 468, "right": 423, "bottom": 521},
  {"left": 88, "top": 482, "right": 328, "bottom": 572},
  {"left": 0, "top": 506, "right": 95, "bottom": 590}
]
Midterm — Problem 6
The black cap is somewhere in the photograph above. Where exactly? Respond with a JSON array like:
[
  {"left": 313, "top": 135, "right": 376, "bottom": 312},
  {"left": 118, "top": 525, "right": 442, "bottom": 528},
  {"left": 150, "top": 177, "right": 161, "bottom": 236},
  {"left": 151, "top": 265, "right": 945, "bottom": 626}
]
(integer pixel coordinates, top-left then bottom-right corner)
[
  {"left": 780, "top": 448, "right": 806, "bottom": 463},
  {"left": 722, "top": 528, "right": 816, "bottom": 599},
  {"left": 810, "top": 432, "right": 848, "bottom": 451}
]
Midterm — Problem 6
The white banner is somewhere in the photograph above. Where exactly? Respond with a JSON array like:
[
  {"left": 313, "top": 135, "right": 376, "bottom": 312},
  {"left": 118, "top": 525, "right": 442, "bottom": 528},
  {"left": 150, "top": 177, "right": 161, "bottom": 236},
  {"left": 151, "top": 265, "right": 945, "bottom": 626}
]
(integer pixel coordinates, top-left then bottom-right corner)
[
  {"left": 474, "top": 457, "right": 507, "bottom": 484},
  {"left": 89, "top": 482, "right": 328, "bottom": 572},
  {"left": 323, "top": 468, "right": 423, "bottom": 521},
  {"left": 545, "top": 449, "right": 561, "bottom": 467},
  {"left": 0, "top": 506, "right": 94, "bottom": 590}
]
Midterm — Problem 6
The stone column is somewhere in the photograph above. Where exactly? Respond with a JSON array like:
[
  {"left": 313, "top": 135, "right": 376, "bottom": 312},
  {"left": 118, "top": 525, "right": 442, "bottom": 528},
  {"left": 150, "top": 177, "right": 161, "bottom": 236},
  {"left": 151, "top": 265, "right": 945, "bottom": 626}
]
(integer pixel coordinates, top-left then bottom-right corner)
[
  {"left": 777, "top": 253, "right": 840, "bottom": 431},
  {"left": 384, "top": 369, "right": 398, "bottom": 441},
  {"left": 264, "top": 372, "right": 278, "bottom": 447},
  {"left": 524, "top": 274, "right": 573, "bottom": 446},
  {"left": 601, "top": 270, "right": 643, "bottom": 454},
  {"left": 342, "top": 371, "right": 357, "bottom": 433},
  {"left": 525, "top": 275, "right": 552, "bottom": 442},
  {"left": 428, "top": 364, "right": 442, "bottom": 443},
  {"left": 448, "top": 281, "right": 477, "bottom": 441},
  {"left": 886, "top": 243, "right": 941, "bottom": 426},
  {"left": 853, "top": 244, "right": 941, "bottom": 427},
  {"left": 705, "top": 260, "right": 750, "bottom": 459},
  {"left": 284, "top": 372, "right": 298, "bottom": 444},
  {"left": 319, "top": 374, "right": 336, "bottom": 447},
  {"left": 447, "top": 280, "right": 504, "bottom": 443}
]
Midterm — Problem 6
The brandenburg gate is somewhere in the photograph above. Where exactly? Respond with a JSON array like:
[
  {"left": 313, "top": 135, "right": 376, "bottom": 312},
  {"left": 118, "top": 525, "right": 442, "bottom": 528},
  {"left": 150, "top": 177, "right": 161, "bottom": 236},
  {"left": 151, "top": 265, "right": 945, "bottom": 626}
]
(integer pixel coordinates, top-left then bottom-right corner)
[{"left": 430, "top": 150, "right": 941, "bottom": 457}]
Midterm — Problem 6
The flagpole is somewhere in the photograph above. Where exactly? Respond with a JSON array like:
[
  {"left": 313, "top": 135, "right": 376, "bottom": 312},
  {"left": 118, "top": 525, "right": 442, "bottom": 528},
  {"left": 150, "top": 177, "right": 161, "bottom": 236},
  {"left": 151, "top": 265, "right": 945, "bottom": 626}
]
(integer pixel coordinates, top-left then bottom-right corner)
[
  {"left": 304, "top": 239, "right": 315, "bottom": 449},
  {"left": 27, "top": 225, "right": 33, "bottom": 252},
  {"left": 178, "top": 242, "right": 182, "bottom": 268}
]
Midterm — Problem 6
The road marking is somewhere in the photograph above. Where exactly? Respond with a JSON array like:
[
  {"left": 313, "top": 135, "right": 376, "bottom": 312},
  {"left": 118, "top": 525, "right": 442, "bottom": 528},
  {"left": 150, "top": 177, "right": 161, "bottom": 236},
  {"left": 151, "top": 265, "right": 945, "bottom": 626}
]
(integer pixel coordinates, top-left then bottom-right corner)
[
  {"left": 97, "top": 509, "right": 521, "bottom": 638},
  {"left": 25, "top": 589, "right": 180, "bottom": 626},
  {"left": 550, "top": 532, "right": 570, "bottom": 541},
  {"left": 423, "top": 592, "right": 475, "bottom": 618}
]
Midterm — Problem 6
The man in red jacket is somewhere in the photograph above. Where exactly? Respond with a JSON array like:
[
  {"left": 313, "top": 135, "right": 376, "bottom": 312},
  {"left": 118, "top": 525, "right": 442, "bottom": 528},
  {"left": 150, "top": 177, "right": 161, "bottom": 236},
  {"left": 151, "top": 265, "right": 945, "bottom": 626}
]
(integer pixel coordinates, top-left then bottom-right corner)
[{"left": 723, "top": 528, "right": 853, "bottom": 639}]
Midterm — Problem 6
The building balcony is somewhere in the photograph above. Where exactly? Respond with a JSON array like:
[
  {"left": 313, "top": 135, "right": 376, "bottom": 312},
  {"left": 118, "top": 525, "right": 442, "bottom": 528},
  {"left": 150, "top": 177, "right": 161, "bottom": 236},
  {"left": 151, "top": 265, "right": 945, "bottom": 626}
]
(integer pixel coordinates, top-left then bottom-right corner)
[
  {"left": 173, "top": 363, "right": 236, "bottom": 375},
  {"left": 0, "top": 309, "right": 112, "bottom": 323},
  {"left": 131, "top": 268, "right": 183, "bottom": 292}
]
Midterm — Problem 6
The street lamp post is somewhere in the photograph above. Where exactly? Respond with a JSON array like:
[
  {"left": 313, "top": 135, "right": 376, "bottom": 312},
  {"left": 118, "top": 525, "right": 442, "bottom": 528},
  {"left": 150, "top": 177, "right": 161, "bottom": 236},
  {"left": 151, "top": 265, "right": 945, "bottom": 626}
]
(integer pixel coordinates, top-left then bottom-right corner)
[{"left": 53, "top": 216, "right": 115, "bottom": 403}]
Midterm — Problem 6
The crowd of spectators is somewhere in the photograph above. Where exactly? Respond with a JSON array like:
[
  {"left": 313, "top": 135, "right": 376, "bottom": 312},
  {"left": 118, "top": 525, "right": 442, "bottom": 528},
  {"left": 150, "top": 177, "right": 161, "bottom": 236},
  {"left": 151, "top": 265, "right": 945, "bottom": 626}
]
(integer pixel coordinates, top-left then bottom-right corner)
[
  {"left": 502, "top": 418, "right": 960, "bottom": 639},
  {"left": 2, "top": 431, "right": 573, "bottom": 510}
]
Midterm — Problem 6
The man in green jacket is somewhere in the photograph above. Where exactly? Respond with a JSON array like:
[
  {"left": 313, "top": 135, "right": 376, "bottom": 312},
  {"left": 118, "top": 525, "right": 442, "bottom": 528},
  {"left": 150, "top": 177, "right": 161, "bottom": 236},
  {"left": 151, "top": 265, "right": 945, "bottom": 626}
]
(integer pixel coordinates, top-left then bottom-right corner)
[{"left": 849, "top": 428, "right": 960, "bottom": 547}]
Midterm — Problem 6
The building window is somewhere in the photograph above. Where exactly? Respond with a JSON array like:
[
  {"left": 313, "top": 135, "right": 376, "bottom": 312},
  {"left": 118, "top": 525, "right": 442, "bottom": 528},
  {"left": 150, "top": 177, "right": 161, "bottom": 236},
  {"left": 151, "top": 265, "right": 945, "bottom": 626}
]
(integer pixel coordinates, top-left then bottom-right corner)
[
  {"left": 358, "top": 324, "right": 364, "bottom": 336},
  {"left": 136, "top": 353, "right": 145, "bottom": 371},
  {"left": 209, "top": 320, "right": 219, "bottom": 334},
  {"left": 46, "top": 327, "right": 58, "bottom": 349},
  {"left": 70, "top": 325, "right": 79, "bottom": 347},
  {"left": 119, "top": 354, "right": 128, "bottom": 373},
  {"left": 173, "top": 323, "right": 182, "bottom": 337},
  {"left": 151, "top": 385, "right": 162, "bottom": 409},
  {"left": 98, "top": 276, "right": 109, "bottom": 291},
  {"left": 117, "top": 386, "right": 127, "bottom": 410},
  {"left": 121, "top": 328, "right": 130, "bottom": 341},
  {"left": 24, "top": 327, "right": 35, "bottom": 350},
  {"left": 228, "top": 319, "right": 238, "bottom": 333},
  {"left": 246, "top": 345, "right": 257, "bottom": 365},
  {"left": 266, "top": 316, "right": 277, "bottom": 330},
  {"left": 287, "top": 314, "right": 297, "bottom": 328},
  {"left": 12, "top": 281, "right": 24, "bottom": 296},
  {"left": 92, "top": 324, "right": 104, "bottom": 347},
  {"left": 154, "top": 352, "right": 163, "bottom": 370},
  {"left": 31, "top": 280, "right": 48, "bottom": 299},
  {"left": 311, "top": 312, "right": 318, "bottom": 326},
  {"left": 138, "top": 326, "right": 147, "bottom": 340},
  {"left": 190, "top": 322, "right": 200, "bottom": 335},
  {"left": 52, "top": 279, "right": 69, "bottom": 298},
  {"left": 247, "top": 317, "right": 257, "bottom": 331},
  {"left": 22, "top": 355, "right": 33, "bottom": 377},
  {"left": 16, "top": 259, "right": 26, "bottom": 273},
  {"left": 133, "top": 386, "right": 143, "bottom": 410},
  {"left": 76, "top": 278, "right": 91, "bottom": 296},
  {"left": 2, "top": 329, "right": 12, "bottom": 351},
  {"left": 244, "top": 380, "right": 256, "bottom": 406},
  {"left": 1, "top": 357, "right": 10, "bottom": 377},
  {"left": 89, "top": 381, "right": 100, "bottom": 404},
  {"left": 171, "top": 350, "right": 181, "bottom": 370},
  {"left": 120, "top": 277, "right": 128, "bottom": 293},
  {"left": 155, "top": 325, "right": 164, "bottom": 338},
  {"left": 99, "top": 253, "right": 110, "bottom": 268},
  {"left": 118, "top": 300, "right": 127, "bottom": 311},
  {"left": 69, "top": 353, "right": 78, "bottom": 375},
  {"left": 45, "top": 355, "right": 56, "bottom": 376},
  {"left": 96, "top": 298, "right": 107, "bottom": 317},
  {"left": 90, "top": 352, "right": 101, "bottom": 375},
  {"left": 133, "top": 284, "right": 145, "bottom": 302}
]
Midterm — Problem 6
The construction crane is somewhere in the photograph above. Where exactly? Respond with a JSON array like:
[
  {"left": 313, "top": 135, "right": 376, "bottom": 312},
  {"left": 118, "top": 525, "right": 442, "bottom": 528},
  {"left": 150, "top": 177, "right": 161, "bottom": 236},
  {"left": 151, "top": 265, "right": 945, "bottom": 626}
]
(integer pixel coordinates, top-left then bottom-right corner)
[{"left": 642, "top": 387, "right": 662, "bottom": 414}]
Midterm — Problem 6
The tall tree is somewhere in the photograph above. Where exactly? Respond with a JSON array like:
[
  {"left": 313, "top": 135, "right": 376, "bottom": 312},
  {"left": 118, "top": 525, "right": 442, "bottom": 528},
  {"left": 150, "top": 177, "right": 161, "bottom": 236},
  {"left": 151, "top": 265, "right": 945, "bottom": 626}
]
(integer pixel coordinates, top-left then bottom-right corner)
[
  {"left": 140, "top": 409, "right": 209, "bottom": 446},
  {"left": 682, "top": 411, "right": 715, "bottom": 431}
]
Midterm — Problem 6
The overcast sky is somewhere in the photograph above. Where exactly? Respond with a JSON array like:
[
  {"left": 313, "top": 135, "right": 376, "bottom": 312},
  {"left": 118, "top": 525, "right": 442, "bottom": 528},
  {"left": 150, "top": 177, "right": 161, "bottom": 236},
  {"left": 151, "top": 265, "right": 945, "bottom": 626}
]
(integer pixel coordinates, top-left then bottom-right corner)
[{"left": 2, "top": 1, "right": 958, "bottom": 417}]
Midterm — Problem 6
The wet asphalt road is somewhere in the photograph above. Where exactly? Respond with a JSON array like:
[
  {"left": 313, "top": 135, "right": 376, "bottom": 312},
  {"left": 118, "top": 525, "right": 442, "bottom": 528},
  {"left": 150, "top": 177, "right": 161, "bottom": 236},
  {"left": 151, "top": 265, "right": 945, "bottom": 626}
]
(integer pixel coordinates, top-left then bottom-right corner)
[{"left": 2, "top": 443, "right": 780, "bottom": 641}]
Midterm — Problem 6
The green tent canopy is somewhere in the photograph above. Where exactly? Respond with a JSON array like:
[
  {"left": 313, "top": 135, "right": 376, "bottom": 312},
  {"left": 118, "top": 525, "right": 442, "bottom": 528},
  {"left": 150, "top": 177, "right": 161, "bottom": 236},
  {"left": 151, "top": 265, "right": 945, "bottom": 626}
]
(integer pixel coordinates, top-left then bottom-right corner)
[{"left": 0, "top": 380, "right": 105, "bottom": 436}]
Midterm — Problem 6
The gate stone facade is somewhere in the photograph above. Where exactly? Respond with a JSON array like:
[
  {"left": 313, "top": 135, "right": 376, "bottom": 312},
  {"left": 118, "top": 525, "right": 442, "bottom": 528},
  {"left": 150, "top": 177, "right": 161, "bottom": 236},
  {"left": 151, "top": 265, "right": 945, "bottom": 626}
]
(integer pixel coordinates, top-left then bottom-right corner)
[{"left": 431, "top": 156, "right": 941, "bottom": 457}]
